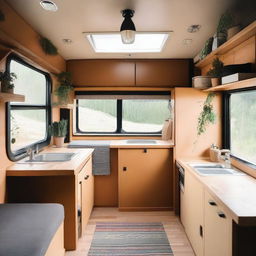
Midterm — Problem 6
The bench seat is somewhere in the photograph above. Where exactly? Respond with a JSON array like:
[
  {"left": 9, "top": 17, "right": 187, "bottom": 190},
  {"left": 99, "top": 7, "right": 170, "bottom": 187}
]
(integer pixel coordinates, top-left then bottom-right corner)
[{"left": 0, "top": 203, "right": 64, "bottom": 256}]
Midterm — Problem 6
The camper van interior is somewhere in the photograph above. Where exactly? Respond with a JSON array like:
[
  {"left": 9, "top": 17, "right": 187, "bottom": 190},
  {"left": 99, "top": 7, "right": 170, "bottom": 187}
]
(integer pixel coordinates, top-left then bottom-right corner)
[{"left": 0, "top": 0, "right": 256, "bottom": 255}]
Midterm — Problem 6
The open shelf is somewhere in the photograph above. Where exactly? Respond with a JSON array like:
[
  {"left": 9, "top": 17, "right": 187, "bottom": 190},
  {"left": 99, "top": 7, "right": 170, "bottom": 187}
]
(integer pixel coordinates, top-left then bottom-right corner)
[
  {"left": 0, "top": 92, "right": 25, "bottom": 102},
  {"left": 195, "top": 21, "right": 256, "bottom": 68},
  {"left": 204, "top": 77, "right": 256, "bottom": 92},
  {"left": 53, "top": 103, "right": 74, "bottom": 109}
]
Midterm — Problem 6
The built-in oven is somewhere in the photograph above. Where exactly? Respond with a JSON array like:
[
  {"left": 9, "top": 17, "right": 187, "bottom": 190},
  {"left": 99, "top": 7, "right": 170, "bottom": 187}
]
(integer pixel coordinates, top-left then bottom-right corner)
[{"left": 176, "top": 162, "right": 184, "bottom": 193}]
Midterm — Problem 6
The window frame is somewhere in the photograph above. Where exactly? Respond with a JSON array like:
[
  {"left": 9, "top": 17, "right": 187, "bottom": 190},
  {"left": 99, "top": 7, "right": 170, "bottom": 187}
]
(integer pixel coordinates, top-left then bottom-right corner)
[
  {"left": 223, "top": 86, "right": 256, "bottom": 169},
  {"left": 6, "top": 54, "right": 52, "bottom": 161},
  {"left": 75, "top": 91, "right": 171, "bottom": 136}
]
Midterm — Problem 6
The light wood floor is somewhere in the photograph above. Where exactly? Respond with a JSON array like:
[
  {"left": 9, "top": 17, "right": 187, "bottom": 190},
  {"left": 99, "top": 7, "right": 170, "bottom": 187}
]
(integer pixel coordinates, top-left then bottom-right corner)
[{"left": 66, "top": 207, "right": 195, "bottom": 256}]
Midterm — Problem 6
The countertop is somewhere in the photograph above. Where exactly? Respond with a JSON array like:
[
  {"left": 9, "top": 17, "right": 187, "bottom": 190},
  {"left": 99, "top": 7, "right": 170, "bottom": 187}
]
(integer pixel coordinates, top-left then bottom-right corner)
[
  {"left": 177, "top": 158, "right": 256, "bottom": 226},
  {"left": 7, "top": 147, "right": 94, "bottom": 176}
]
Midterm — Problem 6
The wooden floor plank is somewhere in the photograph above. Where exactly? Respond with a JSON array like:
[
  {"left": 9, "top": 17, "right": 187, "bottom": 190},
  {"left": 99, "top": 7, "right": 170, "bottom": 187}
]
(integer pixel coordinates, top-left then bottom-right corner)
[{"left": 66, "top": 207, "right": 195, "bottom": 256}]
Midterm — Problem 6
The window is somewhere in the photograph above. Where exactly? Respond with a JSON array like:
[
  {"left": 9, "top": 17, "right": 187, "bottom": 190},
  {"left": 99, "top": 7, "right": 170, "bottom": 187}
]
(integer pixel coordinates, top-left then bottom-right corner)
[
  {"left": 6, "top": 55, "right": 51, "bottom": 159},
  {"left": 86, "top": 33, "right": 170, "bottom": 53},
  {"left": 224, "top": 89, "right": 256, "bottom": 166},
  {"left": 76, "top": 92, "right": 171, "bottom": 135}
]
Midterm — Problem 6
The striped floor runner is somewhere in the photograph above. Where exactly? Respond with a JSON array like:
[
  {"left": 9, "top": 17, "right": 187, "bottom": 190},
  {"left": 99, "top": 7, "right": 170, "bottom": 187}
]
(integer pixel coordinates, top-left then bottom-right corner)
[{"left": 88, "top": 222, "right": 173, "bottom": 256}]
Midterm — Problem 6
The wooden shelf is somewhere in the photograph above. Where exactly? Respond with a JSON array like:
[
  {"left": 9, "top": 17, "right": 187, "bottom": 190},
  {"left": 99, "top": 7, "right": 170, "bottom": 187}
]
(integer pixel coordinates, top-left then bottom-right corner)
[
  {"left": 204, "top": 77, "right": 256, "bottom": 92},
  {"left": 53, "top": 103, "right": 74, "bottom": 109},
  {"left": 195, "top": 21, "right": 256, "bottom": 68},
  {"left": 0, "top": 92, "right": 25, "bottom": 102}
]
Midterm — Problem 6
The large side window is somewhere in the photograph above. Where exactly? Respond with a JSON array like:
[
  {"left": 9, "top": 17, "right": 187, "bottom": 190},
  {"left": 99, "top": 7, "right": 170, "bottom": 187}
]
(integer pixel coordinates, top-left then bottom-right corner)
[
  {"left": 76, "top": 92, "right": 171, "bottom": 135},
  {"left": 6, "top": 55, "right": 51, "bottom": 159},
  {"left": 224, "top": 89, "right": 256, "bottom": 166}
]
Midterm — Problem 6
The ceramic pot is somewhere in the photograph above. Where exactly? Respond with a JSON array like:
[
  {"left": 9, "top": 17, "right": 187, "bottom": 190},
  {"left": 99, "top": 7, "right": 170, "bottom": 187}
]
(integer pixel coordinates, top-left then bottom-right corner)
[
  {"left": 227, "top": 25, "right": 240, "bottom": 40},
  {"left": 53, "top": 136, "right": 65, "bottom": 148},
  {"left": 211, "top": 77, "right": 220, "bottom": 87},
  {"left": 1, "top": 87, "right": 13, "bottom": 93}
]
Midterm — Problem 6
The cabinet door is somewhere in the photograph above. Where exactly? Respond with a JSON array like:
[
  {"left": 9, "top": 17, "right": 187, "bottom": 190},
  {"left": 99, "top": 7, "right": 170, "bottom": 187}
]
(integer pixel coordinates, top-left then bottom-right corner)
[
  {"left": 78, "top": 158, "right": 94, "bottom": 234},
  {"left": 204, "top": 190, "right": 232, "bottom": 256},
  {"left": 135, "top": 60, "right": 190, "bottom": 86},
  {"left": 184, "top": 170, "right": 204, "bottom": 256},
  {"left": 118, "top": 149, "right": 172, "bottom": 209},
  {"left": 67, "top": 60, "right": 135, "bottom": 86}
]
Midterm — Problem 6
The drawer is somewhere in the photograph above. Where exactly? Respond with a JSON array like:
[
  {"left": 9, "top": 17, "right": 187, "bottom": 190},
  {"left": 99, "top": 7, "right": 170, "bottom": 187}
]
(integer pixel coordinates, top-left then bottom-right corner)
[{"left": 78, "top": 157, "right": 92, "bottom": 182}]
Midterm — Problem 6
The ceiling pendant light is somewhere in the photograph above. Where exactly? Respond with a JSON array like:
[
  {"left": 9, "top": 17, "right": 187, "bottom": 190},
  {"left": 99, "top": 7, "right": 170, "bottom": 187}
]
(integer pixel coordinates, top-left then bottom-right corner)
[{"left": 120, "top": 9, "right": 136, "bottom": 44}]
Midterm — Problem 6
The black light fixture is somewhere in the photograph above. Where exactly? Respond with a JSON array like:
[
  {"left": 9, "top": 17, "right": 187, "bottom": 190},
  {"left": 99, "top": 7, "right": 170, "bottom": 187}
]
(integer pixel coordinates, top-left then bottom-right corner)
[{"left": 120, "top": 9, "right": 136, "bottom": 44}]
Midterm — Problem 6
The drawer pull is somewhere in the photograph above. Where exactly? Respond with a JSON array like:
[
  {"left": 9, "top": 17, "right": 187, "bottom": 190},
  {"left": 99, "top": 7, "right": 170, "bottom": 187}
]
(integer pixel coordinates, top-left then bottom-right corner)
[
  {"left": 208, "top": 200, "right": 217, "bottom": 206},
  {"left": 217, "top": 212, "right": 226, "bottom": 218},
  {"left": 143, "top": 149, "right": 147, "bottom": 153},
  {"left": 123, "top": 167, "right": 127, "bottom": 171},
  {"left": 84, "top": 175, "right": 89, "bottom": 180},
  {"left": 79, "top": 181, "right": 82, "bottom": 184}
]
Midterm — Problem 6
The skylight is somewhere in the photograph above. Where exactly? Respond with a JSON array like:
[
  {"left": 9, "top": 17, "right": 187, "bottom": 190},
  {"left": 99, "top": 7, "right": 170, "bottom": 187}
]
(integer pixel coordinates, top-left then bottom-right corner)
[{"left": 86, "top": 33, "right": 170, "bottom": 53}]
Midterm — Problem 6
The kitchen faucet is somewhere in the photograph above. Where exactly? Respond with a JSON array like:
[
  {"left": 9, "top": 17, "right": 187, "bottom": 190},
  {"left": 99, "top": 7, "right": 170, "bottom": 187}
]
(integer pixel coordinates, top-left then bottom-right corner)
[
  {"left": 26, "top": 145, "right": 39, "bottom": 161},
  {"left": 219, "top": 150, "right": 231, "bottom": 168}
]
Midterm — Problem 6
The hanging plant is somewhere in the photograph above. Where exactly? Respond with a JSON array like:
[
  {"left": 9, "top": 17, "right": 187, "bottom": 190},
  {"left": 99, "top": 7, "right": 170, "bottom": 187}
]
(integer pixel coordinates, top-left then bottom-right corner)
[
  {"left": 197, "top": 92, "right": 216, "bottom": 136},
  {"left": 54, "top": 72, "right": 73, "bottom": 105},
  {"left": 0, "top": 10, "right": 5, "bottom": 21},
  {"left": 0, "top": 71, "right": 17, "bottom": 93},
  {"left": 39, "top": 37, "right": 58, "bottom": 55}
]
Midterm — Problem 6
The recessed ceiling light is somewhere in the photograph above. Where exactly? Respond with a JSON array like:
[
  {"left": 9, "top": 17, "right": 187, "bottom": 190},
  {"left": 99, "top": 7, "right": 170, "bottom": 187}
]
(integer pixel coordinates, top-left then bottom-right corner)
[
  {"left": 40, "top": 1, "right": 58, "bottom": 12},
  {"left": 187, "top": 25, "right": 201, "bottom": 33},
  {"left": 62, "top": 39, "right": 72, "bottom": 44},
  {"left": 84, "top": 32, "right": 171, "bottom": 53}
]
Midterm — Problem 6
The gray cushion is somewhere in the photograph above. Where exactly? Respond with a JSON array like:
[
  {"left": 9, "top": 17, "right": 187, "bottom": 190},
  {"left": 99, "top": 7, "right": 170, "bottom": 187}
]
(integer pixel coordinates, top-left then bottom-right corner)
[{"left": 0, "top": 203, "right": 64, "bottom": 256}]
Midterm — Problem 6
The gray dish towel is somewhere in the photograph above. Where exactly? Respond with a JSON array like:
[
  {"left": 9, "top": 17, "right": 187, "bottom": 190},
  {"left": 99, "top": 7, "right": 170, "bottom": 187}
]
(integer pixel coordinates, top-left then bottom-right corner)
[{"left": 68, "top": 140, "right": 111, "bottom": 175}]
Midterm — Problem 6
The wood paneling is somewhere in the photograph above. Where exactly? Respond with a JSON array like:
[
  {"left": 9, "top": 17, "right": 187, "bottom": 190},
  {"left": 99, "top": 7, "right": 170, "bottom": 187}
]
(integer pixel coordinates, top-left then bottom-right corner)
[
  {"left": 174, "top": 88, "right": 222, "bottom": 158},
  {"left": 118, "top": 148, "right": 172, "bottom": 210},
  {"left": 0, "top": 0, "right": 65, "bottom": 72},
  {"left": 136, "top": 60, "right": 191, "bottom": 86},
  {"left": 67, "top": 60, "right": 135, "bottom": 86}
]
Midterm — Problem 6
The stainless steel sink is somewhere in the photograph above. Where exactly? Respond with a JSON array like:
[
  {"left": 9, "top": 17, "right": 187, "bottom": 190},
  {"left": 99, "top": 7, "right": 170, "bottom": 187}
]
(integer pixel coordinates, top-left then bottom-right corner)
[
  {"left": 189, "top": 163, "right": 245, "bottom": 176},
  {"left": 26, "top": 153, "right": 76, "bottom": 162},
  {"left": 126, "top": 140, "right": 157, "bottom": 144}
]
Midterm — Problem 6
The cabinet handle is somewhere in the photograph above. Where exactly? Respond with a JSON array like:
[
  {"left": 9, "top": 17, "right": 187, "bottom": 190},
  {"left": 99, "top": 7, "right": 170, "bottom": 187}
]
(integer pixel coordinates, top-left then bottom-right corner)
[
  {"left": 143, "top": 149, "right": 147, "bottom": 153},
  {"left": 79, "top": 181, "right": 82, "bottom": 184},
  {"left": 84, "top": 175, "right": 89, "bottom": 180},
  {"left": 199, "top": 225, "right": 203, "bottom": 237},
  {"left": 208, "top": 200, "right": 217, "bottom": 206},
  {"left": 217, "top": 212, "right": 226, "bottom": 218},
  {"left": 123, "top": 167, "right": 127, "bottom": 171}
]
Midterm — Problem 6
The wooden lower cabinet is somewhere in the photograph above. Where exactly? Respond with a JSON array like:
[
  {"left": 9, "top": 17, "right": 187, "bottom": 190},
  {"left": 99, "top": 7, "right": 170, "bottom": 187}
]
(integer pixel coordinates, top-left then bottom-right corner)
[
  {"left": 118, "top": 148, "right": 172, "bottom": 210},
  {"left": 183, "top": 170, "right": 204, "bottom": 256},
  {"left": 78, "top": 157, "right": 94, "bottom": 236},
  {"left": 204, "top": 190, "right": 232, "bottom": 256}
]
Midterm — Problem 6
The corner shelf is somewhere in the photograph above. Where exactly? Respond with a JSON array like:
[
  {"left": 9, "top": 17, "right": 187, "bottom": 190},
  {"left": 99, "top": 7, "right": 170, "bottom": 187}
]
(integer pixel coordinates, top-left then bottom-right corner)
[
  {"left": 203, "top": 77, "right": 256, "bottom": 92},
  {"left": 0, "top": 92, "right": 25, "bottom": 102},
  {"left": 195, "top": 21, "right": 256, "bottom": 68}
]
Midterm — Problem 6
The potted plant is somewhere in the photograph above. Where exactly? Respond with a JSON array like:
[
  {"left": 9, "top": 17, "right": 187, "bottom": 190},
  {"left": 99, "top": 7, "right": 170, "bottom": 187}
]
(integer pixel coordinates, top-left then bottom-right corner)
[
  {"left": 49, "top": 119, "right": 68, "bottom": 148},
  {"left": 0, "top": 71, "right": 17, "bottom": 93},
  {"left": 207, "top": 58, "right": 224, "bottom": 87},
  {"left": 212, "top": 11, "right": 235, "bottom": 50},
  {"left": 54, "top": 72, "right": 73, "bottom": 105}
]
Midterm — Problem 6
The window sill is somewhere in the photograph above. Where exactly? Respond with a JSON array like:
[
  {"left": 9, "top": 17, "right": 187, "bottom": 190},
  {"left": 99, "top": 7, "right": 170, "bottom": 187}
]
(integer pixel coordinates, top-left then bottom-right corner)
[{"left": 73, "top": 133, "right": 162, "bottom": 137}]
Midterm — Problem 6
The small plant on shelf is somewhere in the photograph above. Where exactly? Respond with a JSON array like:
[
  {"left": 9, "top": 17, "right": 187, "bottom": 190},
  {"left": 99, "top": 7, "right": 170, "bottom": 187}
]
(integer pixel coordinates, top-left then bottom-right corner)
[
  {"left": 207, "top": 58, "right": 224, "bottom": 87},
  {"left": 54, "top": 72, "right": 73, "bottom": 105},
  {"left": 197, "top": 92, "right": 216, "bottom": 136},
  {"left": 49, "top": 119, "right": 68, "bottom": 148},
  {"left": 39, "top": 36, "right": 58, "bottom": 55},
  {"left": 0, "top": 71, "right": 17, "bottom": 93}
]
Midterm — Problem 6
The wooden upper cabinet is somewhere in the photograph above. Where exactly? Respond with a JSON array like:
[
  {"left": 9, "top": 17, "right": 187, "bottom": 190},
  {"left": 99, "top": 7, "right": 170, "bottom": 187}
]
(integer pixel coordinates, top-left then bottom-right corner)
[
  {"left": 135, "top": 60, "right": 191, "bottom": 87},
  {"left": 67, "top": 60, "right": 135, "bottom": 86}
]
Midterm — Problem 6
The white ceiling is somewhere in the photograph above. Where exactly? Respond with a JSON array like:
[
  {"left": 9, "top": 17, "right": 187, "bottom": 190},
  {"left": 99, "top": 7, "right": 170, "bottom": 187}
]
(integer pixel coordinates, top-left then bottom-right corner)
[{"left": 6, "top": 0, "right": 232, "bottom": 60}]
